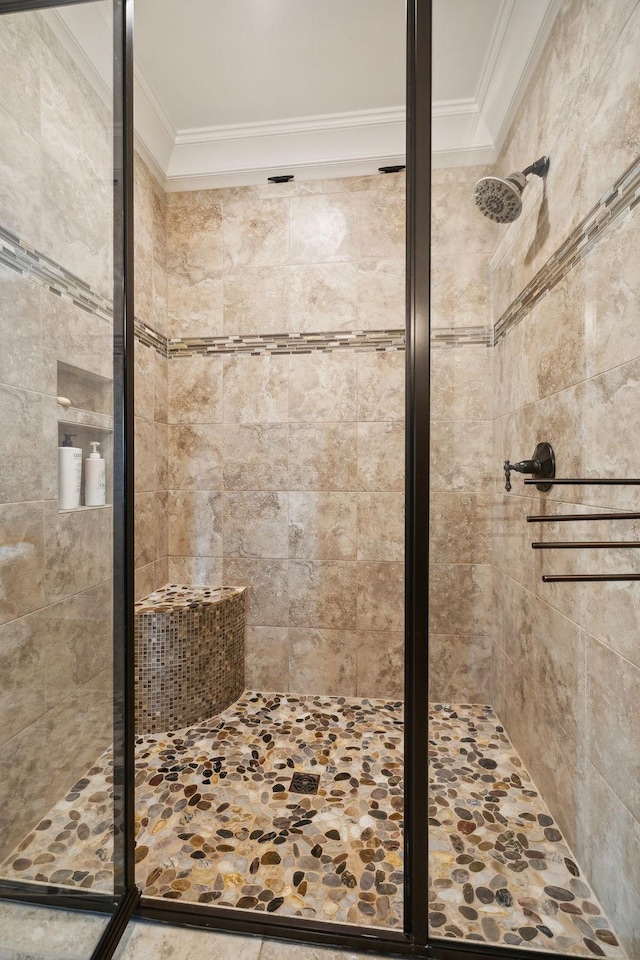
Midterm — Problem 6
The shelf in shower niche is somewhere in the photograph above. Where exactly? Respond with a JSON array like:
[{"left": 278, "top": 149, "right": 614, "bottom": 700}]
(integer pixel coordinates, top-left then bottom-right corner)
[
  {"left": 524, "top": 478, "right": 640, "bottom": 485},
  {"left": 59, "top": 504, "right": 111, "bottom": 514}
]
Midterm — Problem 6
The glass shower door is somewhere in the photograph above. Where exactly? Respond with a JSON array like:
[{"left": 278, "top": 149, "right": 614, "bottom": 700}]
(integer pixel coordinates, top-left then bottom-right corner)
[{"left": 0, "top": 0, "right": 135, "bottom": 956}]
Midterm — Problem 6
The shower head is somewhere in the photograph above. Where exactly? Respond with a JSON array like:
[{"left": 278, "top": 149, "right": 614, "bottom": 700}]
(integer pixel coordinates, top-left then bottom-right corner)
[{"left": 473, "top": 156, "right": 549, "bottom": 224}]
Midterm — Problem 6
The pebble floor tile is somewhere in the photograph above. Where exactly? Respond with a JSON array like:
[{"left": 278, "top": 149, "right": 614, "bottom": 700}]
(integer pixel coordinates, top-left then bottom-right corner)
[{"left": 0, "top": 696, "right": 626, "bottom": 955}]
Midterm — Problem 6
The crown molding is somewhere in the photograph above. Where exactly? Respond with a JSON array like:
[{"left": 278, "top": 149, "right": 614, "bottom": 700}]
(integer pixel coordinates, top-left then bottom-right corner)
[{"left": 46, "top": 1, "right": 559, "bottom": 187}]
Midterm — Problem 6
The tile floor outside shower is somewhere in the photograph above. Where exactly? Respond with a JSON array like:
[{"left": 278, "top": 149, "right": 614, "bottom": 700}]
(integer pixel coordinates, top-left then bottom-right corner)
[{"left": 0, "top": 697, "right": 625, "bottom": 957}]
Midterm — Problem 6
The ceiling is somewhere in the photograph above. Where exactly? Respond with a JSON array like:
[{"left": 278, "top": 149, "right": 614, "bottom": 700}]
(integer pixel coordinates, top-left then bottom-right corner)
[{"left": 49, "top": 0, "right": 560, "bottom": 190}]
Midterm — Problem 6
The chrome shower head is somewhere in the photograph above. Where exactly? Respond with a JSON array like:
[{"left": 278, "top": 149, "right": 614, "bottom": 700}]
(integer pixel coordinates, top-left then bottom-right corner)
[{"left": 473, "top": 156, "right": 549, "bottom": 224}]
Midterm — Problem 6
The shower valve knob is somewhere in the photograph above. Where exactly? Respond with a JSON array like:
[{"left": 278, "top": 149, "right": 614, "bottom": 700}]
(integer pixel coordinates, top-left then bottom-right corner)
[{"left": 504, "top": 442, "right": 555, "bottom": 492}]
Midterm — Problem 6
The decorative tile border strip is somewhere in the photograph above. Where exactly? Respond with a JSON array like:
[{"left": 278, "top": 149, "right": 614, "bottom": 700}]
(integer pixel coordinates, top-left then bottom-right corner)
[
  {"left": 0, "top": 225, "right": 113, "bottom": 324},
  {"left": 134, "top": 319, "right": 168, "bottom": 357},
  {"left": 495, "top": 152, "right": 640, "bottom": 344},
  {"left": 431, "top": 325, "right": 492, "bottom": 348},
  {"left": 168, "top": 329, "right": 406, "bottom": 356}
]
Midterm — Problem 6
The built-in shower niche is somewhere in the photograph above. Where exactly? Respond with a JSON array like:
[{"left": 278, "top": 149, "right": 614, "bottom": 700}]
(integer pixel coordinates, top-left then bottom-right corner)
[{"left": 56, "top": 360, "right": 113, "bottom": 511}]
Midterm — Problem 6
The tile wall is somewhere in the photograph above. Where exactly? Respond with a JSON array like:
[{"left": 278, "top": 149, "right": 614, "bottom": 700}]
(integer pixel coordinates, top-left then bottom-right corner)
[
  {"left": 163, "top": 173, "right": 406, "bottom": 699},
  {"left": 0, "top": 10, "right": 114, "bottom": 861},
  {"left": 490, "top": 1, "right": 640, "bottom": 953},
  {"left": 133, "top": 154, "right": 169, "bottom": 599}
]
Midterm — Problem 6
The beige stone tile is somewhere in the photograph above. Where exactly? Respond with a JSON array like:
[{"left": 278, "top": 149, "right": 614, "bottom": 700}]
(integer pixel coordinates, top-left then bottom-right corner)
[
  {"left": 223, "top": 267, "right": 289, "bottom": 335},
  {"left": 358, "top": 191, "right": 405, "bottom": 259},
  {"left": 151, "top": 179, "right": 167, "bottom": 269},
  {"left": 289, "top": 194, "right": 358, "bottom": 263},
  {"left": 245, "top": 626, "right": 289, "bottom": 692},
  {"left": 0, "top": 384, "right": 42, "bottom": 504},
  {"left": 167, "top": 423, "right": 223, "bottom": 490},
  {"left": 493, "top": 318, "right": 537, "bottom": 415},
  {"left": 585, "top": 358, "right": 640, "bottom": 509},
  {"left": 223, "top": 198, "right": 289, "bottom": 270},
  {"left": 431, "top": 341, "right": 496, "bottom": 420},
  {"left": 289, "top": 560, "right": 357, "bottom": 629},
  {"left": 322, "top": 172, "right": 401, "bottom": 194},
  {"left": 223, "top": 491, "right": 288, "bottom": 559},
  {"left": 357, "top": 422, "right": 404, "bottom": 492},
  {"left": 0, "top": 675, "right": 113, "bottom": 861},
  {"left": 167, "top": 555, "right": 223, "bottom": 588},
  {"left": 134, "top": 416, "right": 155, "bottom": 493},
  {"left": 167, "top": 190, "right": 223, "bottom": 284},
  {"left": 0, "top": 501, "right": 44, "bottom": 626},
  {"left": 288, "top": 352, "right": 357, "bottom": 422},
  {"left": 223, "top": 355, "right": 288, "bottom": 423},
  {"left": 153, "top": 350, "right": 168, "bottom": 424},
  {"left": 155, "top": 489, "right": 168, "bottom": 560},
  {"left": 431, "top": 165, "right": 499, "bottom": 260},
  {"left": 428, "top": 563, "right": 493, "bottom": 636},
  {"left": 168, "top": 356, "right": 222, "bottom": 424},
  {"left": 40, "top": 38, "right": 110, "bottom": 183},
  {"left": 0, "top": 102, "right": 42, "bottom": 248},
  {"left": 357, "top": 259, "right": 405, "bottom": 330},
  {"left": 223, "top": 558, "right": 289, "bottom": 626},
  {"left": 585, "top": 214, "right": 640, "bottom": 377},
  {"left": 0, "top": 14, "right": 42, "bottom": 142},
  {"left": 356, "top": 351, "right": 405, "bottom": 422},
  {"left": 135, "top": 560, "right": 159, "bottom": 601},
  {"left": 357, "top": 561, "right": 404, "bottom": 631},
  {"left": 42, "top": 295, "right": 113, "bottom": 396},
  {"left": 428, "top": 634, "right": 492, "bottom": 704},
  {"left": 155, "top": 420, "right": 168, "bottom": 491},
  {"left": 168, "top": 490, "right": 223, "bottom": 558},
  {"left": 43, "top": 500, "right": 111, "bottom": 604},
  {"left": 584, "top": 2, "right": 640, "bottom": 207},
  {"left": 0, "top": 902, "right": 108, "bottom": 959},
  {"left": 259, "top": 942, "right": 386, "bottom": 960},
  {"left": 167, "top": 276, "right": 224, "bottom": 339},
  {"left": 429, "top": 420, "right": 493, "bottom": 493},
  {"left": 429, "top": 491, "right": 492, "bottom": 565},
  {"left": 134, "top": 339, "right": 155, "bottom": 421},
  {"left": 576, "top": 762, "right": 640, "bottom": 960},
  {"left": 288, "top": 422, "right": 357, "bottom": 491},
  {"left": 430, "top": 254, "right": 488, "bottom": 329},
  {"left": 531, "top": 268, "right": 587, "bottom": 400},
  {"left": 357, "top": 492, "right": 404, "bottom": 561},
  {"left": 287, "top": 262, "right": 357, "bottom": 332},
  {"left": 289, "top": 627, "right": 356, "bottom": 696},
  {"left": 0, "top": 264, "right": 43, "bottom": 393},
  {"left": 356, "top": 631, "right": 404, "bottom": 700},
  {"left": 116, "top": 920, "right": 262, "bottom": 960},
  {"left": 587, "top": 635, "right": 640, "bottom": 822},
  {"left": 152, "top": 260, "right": 168, "bottom": 336},
  {"left": 289, "top": 492, "right": 357, "bottom": 560},
  {"left": 134, "top": 491, "right": 155, "bottom": 568},
  {"left": 0, "top": 612, "right": 47, "bottom": 744},
  {"left": 222, "top": 424, "right": 288, "bottom": 490},
  {"left": 135, "top": 244, "right": 153, "bottom": 326},
  {"left": 134, "top": 152, "right": 154, "bottom": 255}
]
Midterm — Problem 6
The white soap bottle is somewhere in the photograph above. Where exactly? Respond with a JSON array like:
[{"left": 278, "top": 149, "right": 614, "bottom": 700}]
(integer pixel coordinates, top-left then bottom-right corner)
[
  {"left": 85, "top": 441, "right": 106, "bottom": 506},
  {"left": 58, "top": 434, "right": 82, "bottom": 509}
]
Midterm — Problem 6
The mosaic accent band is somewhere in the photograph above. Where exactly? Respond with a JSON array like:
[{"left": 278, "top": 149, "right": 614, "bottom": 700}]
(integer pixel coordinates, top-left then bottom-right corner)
[
  {"left": 0, "top": 224, "right": 112, "bottom": 323},
  {"left": 494, "top": 152, "right": 640, "bottom": 344},
  {"left": 135, "top": 584, "right": 246, "bottom": 735}
]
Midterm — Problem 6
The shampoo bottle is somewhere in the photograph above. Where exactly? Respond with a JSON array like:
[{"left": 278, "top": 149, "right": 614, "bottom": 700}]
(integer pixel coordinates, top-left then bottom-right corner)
[
  {"left": 85, "top": 441, "right": 106, "bottom": 506},
  {"left": 58, "top": 434, "right": 82, "bottom": 509}
]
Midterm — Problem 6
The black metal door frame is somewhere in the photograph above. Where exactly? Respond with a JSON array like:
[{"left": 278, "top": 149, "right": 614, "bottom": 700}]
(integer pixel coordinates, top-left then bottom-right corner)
[
  {"left": 0, "top": 0, "right": 139, "bottom": 957},
  {"left": 0, "top": 1, "right": 580, "bottom": 957}
]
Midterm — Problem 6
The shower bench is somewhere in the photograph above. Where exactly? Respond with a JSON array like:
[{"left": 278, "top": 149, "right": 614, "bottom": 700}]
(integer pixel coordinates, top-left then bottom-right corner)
[{"left": 134, "top": 584, "right": 246, "bottom": 734}]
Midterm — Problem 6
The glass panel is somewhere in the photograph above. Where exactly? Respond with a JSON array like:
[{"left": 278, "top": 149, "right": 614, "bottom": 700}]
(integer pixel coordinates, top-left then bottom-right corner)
[
  {"left": 429, "top": 0, "right": 638, "bottom": 956},
  {"left": 129, "top": 0, "right": 406, "bottom": 931},
  {"left": 0, "top": 0, "right": 126, "bottom": 952}
]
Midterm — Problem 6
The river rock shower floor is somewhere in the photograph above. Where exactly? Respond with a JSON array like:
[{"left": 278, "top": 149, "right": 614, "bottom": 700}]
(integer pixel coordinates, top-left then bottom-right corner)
[{"left": 0, "top": 697, "right": 624, "bottom": 953}]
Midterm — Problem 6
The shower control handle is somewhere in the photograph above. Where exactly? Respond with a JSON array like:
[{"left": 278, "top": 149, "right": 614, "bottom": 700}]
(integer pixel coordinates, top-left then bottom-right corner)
[{"left": 504, "top": 442, "right": 555, "bottom": 493}]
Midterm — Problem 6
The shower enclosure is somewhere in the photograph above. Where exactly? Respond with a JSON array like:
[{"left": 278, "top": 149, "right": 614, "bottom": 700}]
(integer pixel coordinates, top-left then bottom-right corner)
[{"left": 1, "top": 1, "right": 639, "bottom": 959}]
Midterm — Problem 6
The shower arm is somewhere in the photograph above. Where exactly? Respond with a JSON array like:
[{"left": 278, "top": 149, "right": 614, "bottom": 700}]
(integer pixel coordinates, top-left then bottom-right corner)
[{"left": 522, "top": 156, "right": 550, "bottom": 179}]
